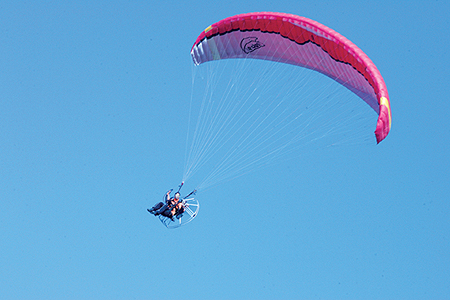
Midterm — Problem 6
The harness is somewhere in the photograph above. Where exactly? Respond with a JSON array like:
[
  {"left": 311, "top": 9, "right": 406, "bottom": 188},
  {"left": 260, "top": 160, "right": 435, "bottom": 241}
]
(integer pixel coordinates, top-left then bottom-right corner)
[{"left": 157, "top": 186, "right": 199, "bottom": 229}]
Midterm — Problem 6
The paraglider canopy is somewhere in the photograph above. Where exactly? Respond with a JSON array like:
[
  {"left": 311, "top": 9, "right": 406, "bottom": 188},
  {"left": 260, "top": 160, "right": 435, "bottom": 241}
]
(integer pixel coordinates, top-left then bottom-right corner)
[{"left": 190, "top": 12, "right": 391, "bottom": 143}]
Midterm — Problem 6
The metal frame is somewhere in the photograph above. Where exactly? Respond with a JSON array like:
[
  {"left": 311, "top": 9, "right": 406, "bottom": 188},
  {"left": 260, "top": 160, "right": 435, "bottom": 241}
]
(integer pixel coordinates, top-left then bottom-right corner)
[{"left": 158, "top": 196, "right": 200, "bottom": 229}]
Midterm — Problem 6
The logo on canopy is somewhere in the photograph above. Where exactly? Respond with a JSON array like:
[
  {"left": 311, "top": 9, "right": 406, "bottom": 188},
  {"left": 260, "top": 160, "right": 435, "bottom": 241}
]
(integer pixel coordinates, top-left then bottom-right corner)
[{"left": 240, "top": 37, "right": 265, "bottom": 54}]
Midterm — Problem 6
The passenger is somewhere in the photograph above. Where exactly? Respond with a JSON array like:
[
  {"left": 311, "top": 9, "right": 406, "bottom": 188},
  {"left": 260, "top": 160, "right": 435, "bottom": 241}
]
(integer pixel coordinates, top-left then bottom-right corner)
[
  {"left": 174, "top": 201, "right": 186, "bottom": 219},
  {"left": 148, "top": 191, "right": 181, "bottom": 221}
]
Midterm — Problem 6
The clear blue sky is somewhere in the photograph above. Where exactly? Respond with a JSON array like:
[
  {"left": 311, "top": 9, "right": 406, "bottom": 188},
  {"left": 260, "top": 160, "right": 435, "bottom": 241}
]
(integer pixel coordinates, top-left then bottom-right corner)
[{"left": 1, "top": 1, "right": 449, "bottom": 299}]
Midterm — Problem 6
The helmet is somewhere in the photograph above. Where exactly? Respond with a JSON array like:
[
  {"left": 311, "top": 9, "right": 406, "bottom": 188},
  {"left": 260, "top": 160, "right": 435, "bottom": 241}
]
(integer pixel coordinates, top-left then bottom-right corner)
[{"left": 174, "top": 192, "right": 180, "bottom": 199}]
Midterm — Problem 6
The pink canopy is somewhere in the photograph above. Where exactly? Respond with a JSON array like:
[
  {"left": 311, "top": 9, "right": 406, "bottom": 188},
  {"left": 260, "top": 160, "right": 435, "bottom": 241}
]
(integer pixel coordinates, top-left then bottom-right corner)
[{"left": 191, "top": 12, "right": 391, "bottom": 143}]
